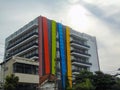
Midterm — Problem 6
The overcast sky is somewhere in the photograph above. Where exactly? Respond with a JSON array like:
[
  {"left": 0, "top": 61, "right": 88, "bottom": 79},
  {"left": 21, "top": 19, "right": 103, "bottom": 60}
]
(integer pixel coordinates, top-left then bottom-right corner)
[{"left": 0, "top": 0, "right": 120, "bottom": 74}]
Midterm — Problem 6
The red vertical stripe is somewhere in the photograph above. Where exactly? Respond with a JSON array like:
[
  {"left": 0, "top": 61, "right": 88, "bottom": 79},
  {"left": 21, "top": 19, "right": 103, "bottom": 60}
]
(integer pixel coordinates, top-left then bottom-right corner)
[
  {"left": 38, "top": 16, "right": 43, "bottom": 77},
  {"left": 42, "top": 17, "right": 50, "bottom": 74}
]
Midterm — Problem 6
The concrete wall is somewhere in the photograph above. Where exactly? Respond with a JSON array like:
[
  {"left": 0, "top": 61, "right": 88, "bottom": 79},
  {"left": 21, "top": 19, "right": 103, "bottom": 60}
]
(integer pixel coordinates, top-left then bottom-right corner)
[
  {"left": 70, "top": 30, "right": 100, "bottom": 72},
  {"left": 15, "top": 73, "right": 39, "bottom": 83},
  {"left": 1, "top": 56, "right": 39, "bottom": 84}
]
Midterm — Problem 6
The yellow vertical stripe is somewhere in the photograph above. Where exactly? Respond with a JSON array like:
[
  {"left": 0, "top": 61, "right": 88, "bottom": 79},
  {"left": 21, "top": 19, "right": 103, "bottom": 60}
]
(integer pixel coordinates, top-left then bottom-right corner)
[{"left": 66, "top": 26, "right": 72, "bottom": 87}]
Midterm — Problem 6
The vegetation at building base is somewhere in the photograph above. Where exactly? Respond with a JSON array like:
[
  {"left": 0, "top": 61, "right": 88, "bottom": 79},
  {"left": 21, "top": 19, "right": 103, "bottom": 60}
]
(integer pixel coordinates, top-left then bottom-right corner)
[
  {"left": 66, "top": 70, "right": 120, "bottom": 90},
  {"left": 4, "top": 74, "right": 19, "bottom": 90}
]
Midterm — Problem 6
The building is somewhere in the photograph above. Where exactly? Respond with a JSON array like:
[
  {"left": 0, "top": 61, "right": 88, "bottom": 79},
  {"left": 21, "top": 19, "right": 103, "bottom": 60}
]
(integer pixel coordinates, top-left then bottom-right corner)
[
  {"left": 38, "top": 74, "right": 57, "bottom": 90},
  {"left": 4, "top": 16, "right": 100, "bottom": 89},
  {"left": 1, "top": 56, "right": 39, "bottom": 90}
]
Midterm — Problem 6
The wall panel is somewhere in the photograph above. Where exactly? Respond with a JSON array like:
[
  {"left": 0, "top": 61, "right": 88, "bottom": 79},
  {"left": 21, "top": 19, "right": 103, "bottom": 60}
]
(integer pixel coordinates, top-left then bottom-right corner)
[
  {"left": 42, "top": 17, "right": 50, "bottom": 74},
  {"left": 58, "top": 23, "right": 67, "bottom": 90},
  {"left": 66, "top": 26, "right": 72, "bottom": 87},
  {"left": 51, "top": 20, "right": 57, "bottom": 74}
]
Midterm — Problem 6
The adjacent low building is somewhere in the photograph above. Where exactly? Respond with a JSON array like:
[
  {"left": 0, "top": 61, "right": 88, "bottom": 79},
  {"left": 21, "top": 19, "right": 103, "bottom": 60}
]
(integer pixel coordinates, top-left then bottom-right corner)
[
  {"left": 0, "top": 56, "right": 39, "bottom": 90},
  {"left": 3, "top": 16, "right": 100, "bottom": 89}
]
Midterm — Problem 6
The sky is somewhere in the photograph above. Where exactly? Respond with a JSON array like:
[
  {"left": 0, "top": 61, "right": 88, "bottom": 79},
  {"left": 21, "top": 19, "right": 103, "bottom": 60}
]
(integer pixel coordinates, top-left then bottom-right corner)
[{"left": 0, "top": 0, "right": 120, "bottom": 74}]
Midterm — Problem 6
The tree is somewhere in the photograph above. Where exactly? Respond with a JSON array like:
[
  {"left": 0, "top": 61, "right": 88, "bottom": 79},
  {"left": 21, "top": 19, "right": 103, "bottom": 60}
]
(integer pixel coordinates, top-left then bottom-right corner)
[
  {"left": 74, "top": 70, "right": 119, "bottom": 90},
  {"left": 74, "top": 78, "right": 95, "bottom": 90},
  {"left": 75, "top": 70, "right": 93, "bottom": 84},
  {"left": 111, "top": 77, "right": 120, "bottom": 90},
  {"left": 93, "top": 71, "right": 116, "bottom": 90},
  {"left": 4, "top": 74, "right": 19, "bottom": 90},
  {"left": 74, "top": 70, "right": 95, "bottom": 90}
]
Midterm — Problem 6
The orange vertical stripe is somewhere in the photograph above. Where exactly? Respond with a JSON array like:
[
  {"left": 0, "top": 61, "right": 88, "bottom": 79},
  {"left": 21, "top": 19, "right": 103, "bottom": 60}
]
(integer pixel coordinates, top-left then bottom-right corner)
[{"left": 42, "top": 17, "right": 50, "bottom": 74}]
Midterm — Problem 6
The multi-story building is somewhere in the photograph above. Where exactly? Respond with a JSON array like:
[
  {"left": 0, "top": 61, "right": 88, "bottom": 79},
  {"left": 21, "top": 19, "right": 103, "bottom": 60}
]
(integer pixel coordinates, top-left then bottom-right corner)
[
  {"left": 1, "top": 56, "right": 39, "bottom": 90},
  {"left": 4, "top": 16, "right": 100, "bottom": 89}
]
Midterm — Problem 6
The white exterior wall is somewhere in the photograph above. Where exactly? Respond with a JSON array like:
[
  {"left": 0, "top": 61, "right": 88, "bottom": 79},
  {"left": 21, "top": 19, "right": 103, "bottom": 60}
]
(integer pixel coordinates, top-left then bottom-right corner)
[
  {"left": 82, "top": 34, "right": 100, "bottom": 72},
  {"left": 15, "top": 73, "right": 39, "bottom": 83},
  {"left": 1, "top": 56, "right": 39, "bottom": 84},
  {"left": 70, "top": 30, "right": 100, "bottom": 73}
]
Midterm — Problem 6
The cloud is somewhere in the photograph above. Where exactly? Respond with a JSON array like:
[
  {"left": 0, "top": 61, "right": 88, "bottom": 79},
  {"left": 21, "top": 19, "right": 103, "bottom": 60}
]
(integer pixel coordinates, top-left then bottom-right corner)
[
  {"left": 0, "top": 0, "right": 70, "bottom": 62},
  {"left": 63, "top": 0, "right": 120, "bottom": 73},
  {"left": 0, "top": 0, "right": 120, "bottom": 74},
  {"left": 67, "top": 0, "right": 120, "bottom": 73},
  {"left": 80, "top": 0, "right": 120, "bottom": 32}
]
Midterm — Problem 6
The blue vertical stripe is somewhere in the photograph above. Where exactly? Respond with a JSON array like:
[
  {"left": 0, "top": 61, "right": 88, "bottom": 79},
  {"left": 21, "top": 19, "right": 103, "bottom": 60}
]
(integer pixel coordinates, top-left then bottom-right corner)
[{"left": 58, "top": 23, "right": 67, "bottom": 90}]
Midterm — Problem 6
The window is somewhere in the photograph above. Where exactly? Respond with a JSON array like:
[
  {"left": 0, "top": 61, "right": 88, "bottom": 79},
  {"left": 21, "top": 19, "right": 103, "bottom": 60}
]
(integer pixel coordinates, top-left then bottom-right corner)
[{"left": 13, "top": 63, "right": 38, "bottom": 75}]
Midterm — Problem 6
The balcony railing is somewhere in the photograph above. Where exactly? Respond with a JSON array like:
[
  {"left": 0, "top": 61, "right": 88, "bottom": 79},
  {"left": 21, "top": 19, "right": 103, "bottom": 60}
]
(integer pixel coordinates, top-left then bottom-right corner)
[
  {"left": 7, "top": 32, "right": 38, "bottom": 50},
  {"left": 26, "top": 53, "right": 38, "bottom": 59},
  {"left": 70, "top": 40, "right": 90, "bottom": 48},
  {"left": 72, "top": 69, "right": 80, "bottom": 72},
  {"left": 71, "top": 50, "right": 91, "bottom": 57},
  {"left": 6, "top": 42, "right": 38, "bottom": 59},
  {"left": 71, "top": 59, "right": 92, "bottom": 65},
  {"left": 71, "top": 43, "right": 89, "bottom": 50}
]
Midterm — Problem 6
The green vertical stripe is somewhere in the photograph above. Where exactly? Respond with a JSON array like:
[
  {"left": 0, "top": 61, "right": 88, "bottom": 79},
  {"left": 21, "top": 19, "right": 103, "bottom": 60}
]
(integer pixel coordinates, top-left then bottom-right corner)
[{"left": 51, "top": 20, "right": 56, "bottom": 74}]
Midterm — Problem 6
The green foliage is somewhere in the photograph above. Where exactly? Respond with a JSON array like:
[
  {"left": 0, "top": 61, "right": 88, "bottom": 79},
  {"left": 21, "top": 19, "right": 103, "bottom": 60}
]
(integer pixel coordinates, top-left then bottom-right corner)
[
  {"left": 111, "top": 78, "right": 120, "bottom": 90},
  {"left": 74, "top": 79, "right": 95, "bottom": 90},
  {"left": 4, "top": 74, "right": 19, "bottom": 90},
  {"left": 93, "top": 71, "right": 116, "bottom": 90},
  {"left": 75, "top": 70, "right": 93, "bottom": 84},
  {"left": 66, "top": 75, "right": 72, "bottom": 90},
  {"left": 73, "top": 70, "right": 120, "bottom": 90},
  {"left": 73, "top": 70, "right": 95, "bottom": 90}
]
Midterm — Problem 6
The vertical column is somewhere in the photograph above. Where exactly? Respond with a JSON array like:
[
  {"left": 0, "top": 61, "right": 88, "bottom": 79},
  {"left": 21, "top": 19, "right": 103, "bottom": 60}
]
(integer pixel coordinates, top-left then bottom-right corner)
[
  {"left": 47, "top": 20, "right": 52, "bottom": 73},
  {"left": 42, "top": 17, "right": 50, "bottom": 74},
  {"left": 58, "top": 23, "right": 67, "bottom": 90},
  {"left": 66, "top": 26, "right": 72, "bottom": 87},
  {"left": 51, "top": 20, "right": 57, "bottom": 74},
  {"left": 38, "top": 16, "right": 43, "bottom": 77}
]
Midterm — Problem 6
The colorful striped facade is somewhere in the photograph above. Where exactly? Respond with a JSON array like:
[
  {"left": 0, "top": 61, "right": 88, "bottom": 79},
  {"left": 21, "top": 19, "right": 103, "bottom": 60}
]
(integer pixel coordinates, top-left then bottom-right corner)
[
  {"left": 5, "top": 16, "right": 100, "bottom": 90},
  {"left": 38, "top": 16, "right": 72, "bottom": 89}
]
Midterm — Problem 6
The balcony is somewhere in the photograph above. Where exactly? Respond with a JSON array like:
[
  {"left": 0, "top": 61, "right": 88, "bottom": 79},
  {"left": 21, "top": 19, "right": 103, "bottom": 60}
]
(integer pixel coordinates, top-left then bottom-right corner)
[
  {"left": 70, "top": 40, "right": 90, "bottom": 48},
  {"left": 6, "top": 21, "right": 38, "bottom": 42},
  {"left": 30, "top": 56, "right": 39, "bottom": 61},
  {"left": 70, "top": 33, "right": 87, "bottom": 41},
  {"left": 71, "top": 43, "right": 89, "bottom": 50},
  {"left": 72, "top": 70, "right": 79, "bottom": 75},
  {"left": 26, "top": 53, "right": 38, "bottom": 59},
  {"left": 7, "top": 32, "right": 38, "bottom": 50},
  {"left": 71, "top": 49, "right": 91, "bottom": 57},
  {"left": 72, "top": 61, "right": 91, "bottom": 67},
  {"left": 72, "top": 69, "right": 80, "bottom": 73},
  {"left": 71, "top": 59, "right": 92, "bottom": 65},
  {"left": 6, "top": 42, "right": 38, "bottom": 59}
]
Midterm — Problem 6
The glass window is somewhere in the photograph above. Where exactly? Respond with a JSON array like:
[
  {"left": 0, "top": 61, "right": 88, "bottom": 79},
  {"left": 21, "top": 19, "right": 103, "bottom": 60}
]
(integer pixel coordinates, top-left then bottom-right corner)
[{"left": 13, "top": 63, "right": 38, "bottom": 75}]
